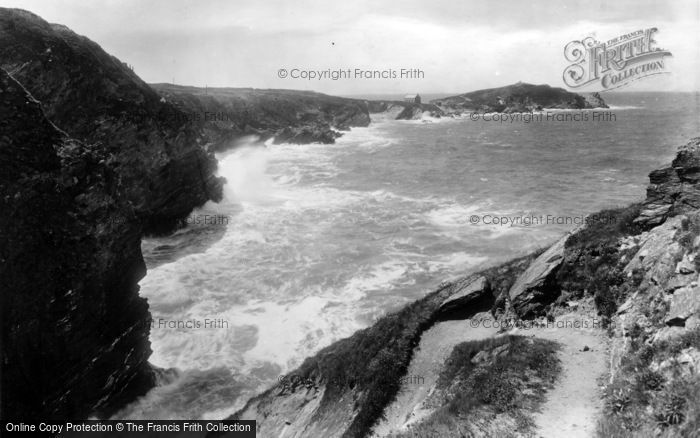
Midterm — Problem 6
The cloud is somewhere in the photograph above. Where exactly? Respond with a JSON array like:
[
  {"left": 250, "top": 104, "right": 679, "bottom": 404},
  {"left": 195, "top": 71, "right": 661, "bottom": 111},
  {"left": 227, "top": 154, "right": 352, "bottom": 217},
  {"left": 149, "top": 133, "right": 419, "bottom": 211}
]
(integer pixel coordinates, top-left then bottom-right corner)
[{"left": 3, "top": 0, "right": 698, "bottom": 92}]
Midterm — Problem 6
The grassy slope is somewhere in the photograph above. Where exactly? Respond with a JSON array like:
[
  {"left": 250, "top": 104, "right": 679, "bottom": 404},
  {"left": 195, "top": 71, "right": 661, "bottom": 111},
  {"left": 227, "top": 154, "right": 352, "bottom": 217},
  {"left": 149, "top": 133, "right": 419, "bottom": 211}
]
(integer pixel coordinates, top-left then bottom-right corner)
[{"left": 393, "top": 336, "right": 561, "bottom": 437}]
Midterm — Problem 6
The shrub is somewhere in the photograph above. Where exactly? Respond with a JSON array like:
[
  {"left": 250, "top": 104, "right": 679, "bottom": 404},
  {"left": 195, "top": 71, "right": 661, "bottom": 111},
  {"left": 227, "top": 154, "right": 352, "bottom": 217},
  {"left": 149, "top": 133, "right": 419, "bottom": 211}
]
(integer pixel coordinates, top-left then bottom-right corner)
[
  {"left": 608, "top": 388, "right": 632, "bottom": 413},
  {"left": 637, "top": 370, "right": 664, "bottom": 391},
  {"left": 655, "top": 393, "right": 686, "bottom": 427}
]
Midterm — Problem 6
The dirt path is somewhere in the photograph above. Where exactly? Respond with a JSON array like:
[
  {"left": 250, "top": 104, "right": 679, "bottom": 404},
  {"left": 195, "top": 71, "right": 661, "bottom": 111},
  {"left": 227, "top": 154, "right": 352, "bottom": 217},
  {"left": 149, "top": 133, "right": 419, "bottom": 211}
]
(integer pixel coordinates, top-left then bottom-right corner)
[
  {"left": 371, "top": 309, "right": 608, "bottom": 437},
  {"left": 528, "top": 312, "right": 609, "bottom": 438},
  {"left": 371, "top": 313, "right": 499, "bottom": 437}
]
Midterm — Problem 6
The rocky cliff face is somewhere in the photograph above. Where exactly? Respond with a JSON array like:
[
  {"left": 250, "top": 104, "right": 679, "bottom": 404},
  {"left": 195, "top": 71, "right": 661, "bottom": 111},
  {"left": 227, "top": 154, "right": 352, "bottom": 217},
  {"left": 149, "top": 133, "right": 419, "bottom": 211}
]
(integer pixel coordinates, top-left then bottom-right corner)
[
  {"left": 635, "top": 137, "right": 700, "bottom": 228},
  {"left": 150, "top": 84, "right": 371, "bottom": 150},
  {"left": 0, "top": 69, "right": 153, "bottom": 421},
  {"left": 0, "top": 7, "right": 229, "bottom": 423},
  {"left": 431, "top": 82, "right": 608, "bottom": 114},
  {"left": 0, "top": 8, "right": 224, "bottom": 234}
]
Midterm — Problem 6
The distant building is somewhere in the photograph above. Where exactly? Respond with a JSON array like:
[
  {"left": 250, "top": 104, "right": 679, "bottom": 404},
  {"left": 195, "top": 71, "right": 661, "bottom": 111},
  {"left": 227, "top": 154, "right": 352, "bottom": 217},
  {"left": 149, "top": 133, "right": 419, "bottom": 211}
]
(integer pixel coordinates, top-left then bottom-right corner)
[{"left": 404, "top": 94, "right": 421, "bottom": 104}]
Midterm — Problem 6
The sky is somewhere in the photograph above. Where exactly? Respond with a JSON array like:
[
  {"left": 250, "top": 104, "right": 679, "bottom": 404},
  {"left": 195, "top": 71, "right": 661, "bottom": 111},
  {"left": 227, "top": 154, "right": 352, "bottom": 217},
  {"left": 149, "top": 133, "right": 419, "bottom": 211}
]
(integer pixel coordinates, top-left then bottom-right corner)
[{"left": 2, "top": 0, "right": 699, "bottom": 94}]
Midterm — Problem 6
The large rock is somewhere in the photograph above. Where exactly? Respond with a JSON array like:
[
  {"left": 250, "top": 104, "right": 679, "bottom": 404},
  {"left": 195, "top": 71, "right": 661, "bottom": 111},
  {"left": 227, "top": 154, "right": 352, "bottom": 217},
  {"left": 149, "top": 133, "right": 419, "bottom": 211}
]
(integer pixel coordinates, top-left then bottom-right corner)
[
  {"left": 1, "top": 69, "right": 153, "bottom": 422},
  {"left": 437, "top": 276, "right": 490, "bottom": 317},
  {"left": 665, "top": 286, "right": 700, "bottom": 326},
  {"left": 635, "top": 137, "right": 700, "bottom": 228},
  {"left": 0, "top": 8, "right": 224, "bottom": 234},
  {"left": 509, "top": 234, "right": 568, "bottom": 317},
  {"left": 624, "top": 216, "right": 685, "bottom": 287}
]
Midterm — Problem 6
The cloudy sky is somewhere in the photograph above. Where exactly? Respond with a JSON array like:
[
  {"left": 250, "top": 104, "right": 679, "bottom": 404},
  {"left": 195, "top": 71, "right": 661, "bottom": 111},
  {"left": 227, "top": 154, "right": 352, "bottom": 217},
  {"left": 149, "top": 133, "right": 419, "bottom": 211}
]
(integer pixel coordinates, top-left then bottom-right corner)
[{"left": 4, "top": 0, "right": 699, "bottom": 94}]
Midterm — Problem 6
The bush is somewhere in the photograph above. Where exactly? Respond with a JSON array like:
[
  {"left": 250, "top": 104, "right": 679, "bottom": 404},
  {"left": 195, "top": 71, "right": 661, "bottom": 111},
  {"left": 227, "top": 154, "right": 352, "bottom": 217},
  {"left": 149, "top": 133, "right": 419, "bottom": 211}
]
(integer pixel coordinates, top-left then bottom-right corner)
[
  {"left": 637, "top": 370, "right": 664, "bottom": 391},
  {"left": 655, "top": 392, "right": 686, "bottom": 427}
]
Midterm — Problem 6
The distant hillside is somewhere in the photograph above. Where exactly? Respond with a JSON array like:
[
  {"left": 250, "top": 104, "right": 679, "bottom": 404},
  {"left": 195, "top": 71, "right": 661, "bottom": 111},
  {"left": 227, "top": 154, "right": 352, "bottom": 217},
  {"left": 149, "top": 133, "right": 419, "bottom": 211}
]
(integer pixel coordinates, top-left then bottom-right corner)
[
  {"left": 431, "top": 82, "right": 607, "bottom": 113},
  {"left": 151, "top": 84, "right": 371, "bottom": 150}
]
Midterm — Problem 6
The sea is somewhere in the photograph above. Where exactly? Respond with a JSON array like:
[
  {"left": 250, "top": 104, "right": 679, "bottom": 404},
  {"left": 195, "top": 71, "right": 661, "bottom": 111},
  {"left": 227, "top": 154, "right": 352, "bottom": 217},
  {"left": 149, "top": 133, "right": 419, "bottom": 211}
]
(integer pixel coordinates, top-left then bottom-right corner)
[{"left": 116, "top": 92, "right": 700, "bottom": 420}]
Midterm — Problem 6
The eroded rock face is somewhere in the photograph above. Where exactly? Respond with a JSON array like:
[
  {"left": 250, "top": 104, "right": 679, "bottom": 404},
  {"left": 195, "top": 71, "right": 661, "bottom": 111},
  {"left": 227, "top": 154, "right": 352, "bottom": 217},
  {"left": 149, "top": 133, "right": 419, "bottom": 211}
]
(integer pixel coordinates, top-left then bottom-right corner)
[
  {"left": 0, "top": 8, "right": 224, "bottom": 234},
  {"left": 0, "top": 69, "right": 153, "bottom": 421},
  {"left": 635, "top": 137, "right": 700, "bottom": 228},
  {"left": 508, "top": 234, "right": 569, "bottom": 318}
]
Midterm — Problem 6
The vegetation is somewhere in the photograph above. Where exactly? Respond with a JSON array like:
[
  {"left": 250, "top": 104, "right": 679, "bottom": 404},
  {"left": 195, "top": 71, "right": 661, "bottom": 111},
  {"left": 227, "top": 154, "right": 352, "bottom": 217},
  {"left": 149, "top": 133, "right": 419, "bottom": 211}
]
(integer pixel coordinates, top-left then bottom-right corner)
[
  {"left": 597, "top": 327, "right": 700, "bottom": 437},
  {"left": 394, "top": 336, "right": 560, "bottom": 437},
  {"left": 555, "top": 203, "right": 644, "bottom": 323}
]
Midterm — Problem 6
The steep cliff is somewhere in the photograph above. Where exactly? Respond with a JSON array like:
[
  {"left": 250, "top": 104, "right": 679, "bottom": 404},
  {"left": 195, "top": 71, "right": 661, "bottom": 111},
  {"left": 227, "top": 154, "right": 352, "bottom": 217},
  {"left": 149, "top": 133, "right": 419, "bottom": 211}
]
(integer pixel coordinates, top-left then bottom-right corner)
[
  {"left": 0, "top": 8, "right": 224, "bottom": 234},
  {"left": 150, "top": 84, "right": 371, "bottom": 150},
  {"left": 635, "top": 137, "right": 700, "bottom": 228},
  {"left": 431, "top": 82, "right": 608, "bottom": 114},
  {"left": 0, "top": 69, "right": 153, "bottom": 422}
]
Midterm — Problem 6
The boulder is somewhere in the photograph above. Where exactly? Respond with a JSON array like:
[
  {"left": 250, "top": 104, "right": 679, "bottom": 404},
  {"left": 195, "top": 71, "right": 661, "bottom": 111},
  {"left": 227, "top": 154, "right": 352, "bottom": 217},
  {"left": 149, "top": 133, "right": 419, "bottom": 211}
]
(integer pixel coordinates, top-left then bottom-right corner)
[
  {"left": 624, "top": 216, "right": 684, "bottom": 287},
  {"left": 508, "top": 234, "right": 568, "bottom": 318},
  {"left": 471, "top": 343, "right": 510, "bottom": 365},
  {"left": 437, "top": 276, "right": 490, "bottom": 317},
  {"left": 665, "top": 286, "right": 700, "bottom": 326}
]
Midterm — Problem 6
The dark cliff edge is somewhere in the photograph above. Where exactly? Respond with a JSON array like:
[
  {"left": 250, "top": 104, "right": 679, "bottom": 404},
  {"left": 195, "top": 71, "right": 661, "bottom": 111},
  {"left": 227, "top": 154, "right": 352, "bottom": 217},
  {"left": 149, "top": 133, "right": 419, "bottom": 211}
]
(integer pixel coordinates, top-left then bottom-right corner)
[
  {"left": 223, "top": 138, "right": 700, "bottom": 438},
  {"left": 0, "top": 69, "right": 153, "bottom": 422},
  {"left": 150, "top": 84, "right": 371, "bottom": 151},
  {"left": 0, "top": 8, "right": 225, "bottom": 235},
  {"left": 0, "top": 7, "right": 226, "bottom": 423},
  {"left": 431, "top": 82, "right": 608, "bottom": 114},
  {"left": 634, "top": 138, "right": 700, "bottom": 228}
]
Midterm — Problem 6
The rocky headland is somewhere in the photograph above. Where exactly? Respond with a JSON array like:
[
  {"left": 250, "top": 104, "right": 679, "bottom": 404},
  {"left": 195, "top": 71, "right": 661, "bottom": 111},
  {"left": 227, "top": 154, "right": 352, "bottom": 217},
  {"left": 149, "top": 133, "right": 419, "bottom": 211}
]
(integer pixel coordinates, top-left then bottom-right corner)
[
  {"left": 150, "top": 84, "right": 372, "bottom": 150},
  {"left": 431, "top": 82, "right": 608, "bottom": 114}
]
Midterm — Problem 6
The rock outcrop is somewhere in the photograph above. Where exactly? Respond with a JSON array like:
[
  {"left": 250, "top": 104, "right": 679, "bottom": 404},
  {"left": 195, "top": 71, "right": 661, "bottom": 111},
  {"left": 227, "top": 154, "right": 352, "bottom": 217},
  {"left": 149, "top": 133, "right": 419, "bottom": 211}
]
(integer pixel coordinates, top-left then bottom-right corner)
[
  {"left": 0, "top": 8, "right": 224, "bottom": 234},
  {"left": 508, "top": 234, "right": 569, "bottom": 318},
  {"left": 634, "top": 137, "right": 700, "bottom": 228},
  {"left": 366, "top": 100, "right": 444, "bottom": 120},
  {"left": 150, "top": 84, "right": 371, "bottom": 150},
  {"left": 431, "top": 82, "right": 608, "bottom": 114},
  {"left": 1, "top": 69, "right": 153, "bottom": 422},
  {"left": 437, "top": 276, "right": 491, "bottom": 318}
]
